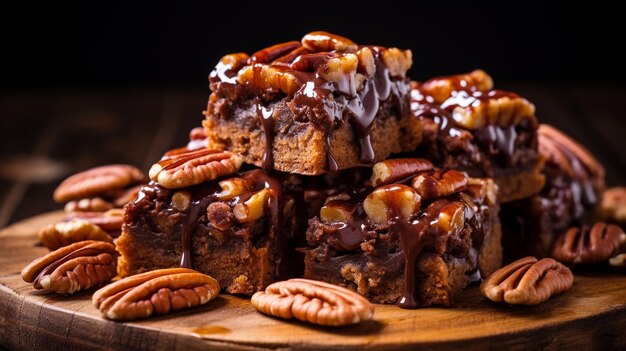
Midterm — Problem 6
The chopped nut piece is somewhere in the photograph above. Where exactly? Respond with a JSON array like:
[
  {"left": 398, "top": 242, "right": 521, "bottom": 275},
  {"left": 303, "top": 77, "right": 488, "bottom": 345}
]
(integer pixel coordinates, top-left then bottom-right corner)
[
  {"left": 411, "top": 170, "right": 468, "bottom": 200},
  {"left": 233, "top": 189, "right": 270, "bottom": 223},
  {"left": 371, "top": 158, "right": 433, "bottom": 187},
  {"left": 251, "top": 278, "right": 374, "bottom": 326},
  {"left": 171, "top": 191, "right": 191, "bottom": 212},
  {"left": 320, "top": 202, "right": 354, "bottom": 223},
  {"left": 207, "top": 202, "right": 234, "bottom": 231},
  {"left": 237, "top": 64, "right": 301, "bottom": 96},
  {"left": 381, "top": 48, "right": 412, "bottom": 78},
  {"left": 217, "top": 177, "right": 252, "bottom": 200},
  {"left": 601, "top": 187, "right": 626, "bottom": 225},
  {"left": 357, "top": 47, "right": 375, "bottom": 77},
  {"left": 363, "top": 184, "right": 421, "bottom": 225}
]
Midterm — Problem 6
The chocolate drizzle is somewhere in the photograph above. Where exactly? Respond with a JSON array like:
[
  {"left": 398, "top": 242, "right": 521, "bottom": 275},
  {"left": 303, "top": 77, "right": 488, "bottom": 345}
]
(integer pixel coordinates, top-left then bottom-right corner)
[
  {"left": 412, "top": 76, "right": 532, "bottom": 168},
  {"left": 320, "top": 172, "right": 485, "bottom": 308},
  {"left": 256, "top": 102, "right": 275, "bottom": 170}
]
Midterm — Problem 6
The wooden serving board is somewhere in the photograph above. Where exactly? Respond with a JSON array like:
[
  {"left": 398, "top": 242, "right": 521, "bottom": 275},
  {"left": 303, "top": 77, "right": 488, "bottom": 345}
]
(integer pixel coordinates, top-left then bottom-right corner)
[{"left": 1, "top": 212, "right": 626, "bottom": 350}]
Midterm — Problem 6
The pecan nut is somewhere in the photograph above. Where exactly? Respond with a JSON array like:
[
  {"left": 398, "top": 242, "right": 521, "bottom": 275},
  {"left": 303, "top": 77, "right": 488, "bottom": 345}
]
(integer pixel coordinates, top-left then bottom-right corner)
[
  {"left": 251, "top": 278, "right": 374, "bottom": 326},
  {"left": 149, "top": 148, "right": 242, "bottom": 189},
  {"left": 551, "top": 222, "right": 624, "bottom": 264},
  {"left": 64, "top": 197, "right": 113, "bottom": 213},
  {"left": 609, "top": 254, "right": 626, "bottom": 268},
  {"left": 39, "top": 219, "right": 113, "bottom": 250},
  {"left": 411, "top": 170, "right": 468, "bottom": 200},
  {"left": 480, "top": 256, "right": 573, "bottom": 305},
  {"left": 601, "top": 187, "right": 626, "bottom": 225},
  {"left": 370, "top": 158, "right": 433, "bottom": 187},
  {"left": 21, "top": 240, "right": 117, "bottom": 294},
  {"left": 363, "top": 184, "right": 421, "bottom": 225},
  {"left": 53, "top": 164, "right": 145, "bottom": 203},
  {"left": 62, "top": 209, "right": 125, "bottom": 237},
  {"left": 420, "top": 69, "right": 494, "bottom": 103},
  {"left": 301, "top": 31, "right": 357, "bottom": 53},
  {"left": 92, "top": 268, "right": 220, "bottom": 321}
]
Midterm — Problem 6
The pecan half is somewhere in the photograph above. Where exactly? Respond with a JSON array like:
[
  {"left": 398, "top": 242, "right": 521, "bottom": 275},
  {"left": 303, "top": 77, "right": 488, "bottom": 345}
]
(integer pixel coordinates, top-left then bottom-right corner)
[
  {"left": 21, "top": 240, "right": 117, "bottom": 294},
  {"left": 480, "top": 257, "right": 573, "bottom": 305},
  {"left": 62, "top": 209, "right": 125, "bottom": 237},
  {"left": 149, "top": 148, "right": 242, "bottom": 189},
  {"left": 551, "top": 222, "right": 624, "bottom": 264},
  {"left": 301, "top": 31, "right": 357, "bottom": 53},
  {"left": 39, "top": 219, "right": 113, "bottom": 250},
  {"left": 53, "top": 164, "right": 145, "bottom": 203},
  {"left": 92, "top": 268, "right": 220, "bottom": 321},
  {"left": 251, "top": 278, "right": 374, "bottom": 326},
  {"left": 370, "top": 158, "right": 433, "bottom": 187},
  {"left": 64, "top": 197, "right": 113, "bottom": 213},
  {"left": 411, "top": 170, "right": 468, "bottom": 200},
  {"left": 601, "top": 187, "right": 626, "bottom": 225},
  {"left": 363, "top": 184, "right": 421, "bottom": 225},
  {"left": 420, "top": 69, "right": 494, "bottom": 103}
]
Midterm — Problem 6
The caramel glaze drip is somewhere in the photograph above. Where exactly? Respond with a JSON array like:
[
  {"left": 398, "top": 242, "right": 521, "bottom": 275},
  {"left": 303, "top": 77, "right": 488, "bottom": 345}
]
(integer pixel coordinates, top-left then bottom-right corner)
[
  {"left": 323, "top": 180, "right": 483, "bottom": 309},
  {"left": 412, "top": 83, "right": 525, "bottom": 165},
  {"left": 132, "top": 169, "right": 287, "bottom": 277},
  {"left": 212, "top": 43, "right": 409, "bottom": 171}
]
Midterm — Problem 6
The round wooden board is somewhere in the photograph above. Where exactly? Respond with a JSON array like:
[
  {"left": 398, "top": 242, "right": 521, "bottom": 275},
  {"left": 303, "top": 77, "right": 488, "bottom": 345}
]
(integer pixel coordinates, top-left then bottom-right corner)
[{"left": 1, "top": 212, "right": 626, "bottom": 351}]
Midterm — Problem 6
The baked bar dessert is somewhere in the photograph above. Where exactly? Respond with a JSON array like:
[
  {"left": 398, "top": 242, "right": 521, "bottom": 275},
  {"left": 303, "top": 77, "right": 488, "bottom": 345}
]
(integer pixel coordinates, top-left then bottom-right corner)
[
  {"left": 303, "top": 158, "right": 502, "bottom": 308},
  {"left": 117, "top": 147, "right": 304, "bottom": 295},
  {"left": 410, "top": 70, "right": 544, "bottom": 203},
  {"left": 501, "top": 124, "right": 605, "bottom": 259},
  {"left": 203, "top": 31, "right": 422, "bottom": 175}
]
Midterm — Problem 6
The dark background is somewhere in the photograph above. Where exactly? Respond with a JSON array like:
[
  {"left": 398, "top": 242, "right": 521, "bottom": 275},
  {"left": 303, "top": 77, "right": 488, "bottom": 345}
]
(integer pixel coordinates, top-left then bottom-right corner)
[
  {"left": 1, "top": 1, "right": 624, "bottom": 89},
  {"left": 0, "top": 1, "right": 624, "bottom": 227}
]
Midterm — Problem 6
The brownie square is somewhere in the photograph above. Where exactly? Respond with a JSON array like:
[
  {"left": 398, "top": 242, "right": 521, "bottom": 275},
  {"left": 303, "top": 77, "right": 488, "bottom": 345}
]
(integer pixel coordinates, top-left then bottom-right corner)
[
  {"left": 117, "top": 169, "right": 303, "bottom": 295},
  {"left": 203, "top": 32, "right": 422, "bottom": 175},
  {"left": 410, "top": 70, "right": 545, "bottom": 203},
  {"left": 303, "top": 158, "right": 502, "bottom": 308}
]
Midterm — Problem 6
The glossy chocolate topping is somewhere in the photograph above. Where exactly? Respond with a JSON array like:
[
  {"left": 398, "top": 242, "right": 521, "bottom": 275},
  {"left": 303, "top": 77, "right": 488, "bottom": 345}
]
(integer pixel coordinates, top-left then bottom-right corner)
[
  {"left": 210, "top": 32, "right": 412, "bottom": 170},
  {"left": 411, "top": 71, "right": 537, "bottom": 165},
  {"left": 132, "top": 166, "right": 288, "bottom": 277},
  {"left": 538, "top": 124, "right": 604, "bottom": 222},
  {"left": 319, "top": 163, "right": 490, "bottom": 308}
]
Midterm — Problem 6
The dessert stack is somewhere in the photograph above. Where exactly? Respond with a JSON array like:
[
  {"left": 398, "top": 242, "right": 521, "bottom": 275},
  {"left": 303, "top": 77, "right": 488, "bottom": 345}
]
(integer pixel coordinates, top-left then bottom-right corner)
[{"left": 23, "top": 32, "right": 626, "bottom": 324}]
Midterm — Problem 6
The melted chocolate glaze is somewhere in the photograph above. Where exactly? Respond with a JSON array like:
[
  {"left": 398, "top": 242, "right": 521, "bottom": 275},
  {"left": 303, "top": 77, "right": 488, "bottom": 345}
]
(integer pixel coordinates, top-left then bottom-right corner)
[
  {"left": 211, "top": 43, "right": 410, "bottom": 171},
  {"left": 131, "top": 168, "right": 291, "bottom": 278},
  {"left": 319, "top": 173, "right": 486, "bottom": 308},
  {"left": 413, "top": 89, "right": 524, "bottom": 166}
]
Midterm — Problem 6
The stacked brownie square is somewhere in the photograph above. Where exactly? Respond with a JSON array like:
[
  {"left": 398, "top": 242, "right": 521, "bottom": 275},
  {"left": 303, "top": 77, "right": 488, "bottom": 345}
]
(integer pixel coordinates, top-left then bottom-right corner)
[{"left": 116, "top": 31, "right": 562, "bottom": 308}]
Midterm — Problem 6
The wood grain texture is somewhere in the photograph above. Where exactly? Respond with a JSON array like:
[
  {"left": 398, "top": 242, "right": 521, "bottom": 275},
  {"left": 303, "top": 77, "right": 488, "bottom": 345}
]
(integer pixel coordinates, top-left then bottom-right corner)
[{"left": 1, "top": 212, "right": 626, "bottom": 350}]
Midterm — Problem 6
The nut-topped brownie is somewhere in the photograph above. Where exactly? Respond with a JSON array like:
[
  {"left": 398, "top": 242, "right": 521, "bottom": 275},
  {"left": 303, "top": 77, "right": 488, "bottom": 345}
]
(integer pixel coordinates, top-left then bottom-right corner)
[
  {"left": 411, "top": 70, "right": 544, "bottom": 203},
  {"left": 203, "top": 31, "right": 422, "bottom": 175},
  {"left": 303, "top": 158, "right": 502, "bottom": 308},
  {"left": 116, "top": 146, "right": 304, "bottom": 295},
  {"left": 501, "top": 124, "right": 605, "bottom": 259}
]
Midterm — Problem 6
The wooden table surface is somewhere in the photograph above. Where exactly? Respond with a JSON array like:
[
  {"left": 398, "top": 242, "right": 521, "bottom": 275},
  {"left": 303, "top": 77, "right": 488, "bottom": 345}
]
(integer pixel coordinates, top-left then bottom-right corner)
[{"left": 0, "top": 85, "right": 624, "bottom": 350}]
